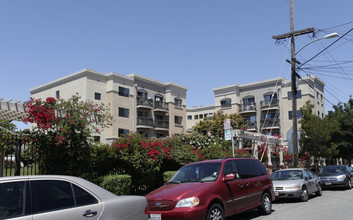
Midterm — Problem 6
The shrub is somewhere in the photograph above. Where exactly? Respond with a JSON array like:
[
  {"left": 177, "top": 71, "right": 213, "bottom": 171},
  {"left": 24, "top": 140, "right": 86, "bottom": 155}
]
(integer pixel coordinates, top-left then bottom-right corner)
[{"left": 100, "top": 174, "right": 132, "bottom": 195}]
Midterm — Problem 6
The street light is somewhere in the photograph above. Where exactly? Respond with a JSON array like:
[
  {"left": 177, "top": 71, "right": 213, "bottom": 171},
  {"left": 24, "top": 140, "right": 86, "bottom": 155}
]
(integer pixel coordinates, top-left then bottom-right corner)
[
  {"left": 291, "top": 32, "right": 339, "bottom": 167},
  {"left": 295, "top": 33, "right": 339, "bottom": 55}
]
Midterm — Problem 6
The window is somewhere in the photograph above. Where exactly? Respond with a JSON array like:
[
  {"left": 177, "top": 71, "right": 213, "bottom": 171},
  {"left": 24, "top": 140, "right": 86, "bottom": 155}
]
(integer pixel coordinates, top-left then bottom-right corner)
[
  {"left": 318, "top": 111, "right": 320, "bottom": 117},
  {"left": 31, "top": 180, "right": 75, "bottom": 213},
  {"left": 175, "top": 116, "right": 182, "bottom": 125},
  {"left": 223, "top": 161, "right": 238, "bottom": 177},
  {"left": 288, "top": 90, "right": 302, "bottom": 100},
  {"left": 174, "top": 98, "right": 182, "bottom": 107},
  {"left": 187, "top": 115, "right": 192, "bottom": 120},
  {"left": 137, "top": 91, "right": 148, "bottom": 100},
  {"left": 221, "top": 99, "right": 231, "bottom": 108},
  {"left": 194, "top": 115, "right": 199, "bottom": 120},
  {"left": 288, "top": 110, "right": 302, "bottom": 120},
  {"left": 119, "top": 86, "right": 129, "bottom": 97},
  {"left": 0, "top": 181, "right": 29, "bottom": 219},
  {"left": 155, "top": 95, "right": 164, "bottom": 102},
  {"left": 199, "top": 114, "right": 203, "bottom": 119},
  {"left": 95, "top": 92, "right": 101, "bottom": 100},
  {"left": 119, "top": 107, "right": 129, "bottom": 118},
  {"left": 204, "top": 113, "right": 208, "bottom": 118},
  {"left": 233, "top": 159, "right": 268, "bottom": 179},
  {"left": 72, "top": 184, "right": 98, "bottom": 206},
  {"left": 118, "top": 128, "right": 129, "bottom": 136},
  {"left": 55, "top": 90, "right": 60, "bottom": 98}
]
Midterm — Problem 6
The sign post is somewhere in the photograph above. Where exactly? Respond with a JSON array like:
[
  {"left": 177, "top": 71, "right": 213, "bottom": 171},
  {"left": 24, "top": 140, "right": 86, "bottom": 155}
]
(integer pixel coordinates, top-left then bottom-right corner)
[{"left": 224, "top": 119, "right": 235, "bottom": 157}]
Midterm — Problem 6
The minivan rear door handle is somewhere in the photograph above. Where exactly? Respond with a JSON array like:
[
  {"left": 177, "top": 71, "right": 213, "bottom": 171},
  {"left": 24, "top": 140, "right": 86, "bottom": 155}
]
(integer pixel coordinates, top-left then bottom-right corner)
[
  {"left": 239, "top": 183, "right": 244, "bottom": 188},
  {"left": 245, "top": 182, "right": 249, "bottom": 187}
]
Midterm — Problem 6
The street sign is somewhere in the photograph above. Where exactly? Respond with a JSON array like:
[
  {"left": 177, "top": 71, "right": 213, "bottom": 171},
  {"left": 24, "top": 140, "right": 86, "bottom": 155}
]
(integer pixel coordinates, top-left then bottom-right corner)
[
  {"left": 224, "top": 119, "right": 231, "bottom": 130},
  {"left": 224, "top": 129, "right": 232, "bottom": 140}
]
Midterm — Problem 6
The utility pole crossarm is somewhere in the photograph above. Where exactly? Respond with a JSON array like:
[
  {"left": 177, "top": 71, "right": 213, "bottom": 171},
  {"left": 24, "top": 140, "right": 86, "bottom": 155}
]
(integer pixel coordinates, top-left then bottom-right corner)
[{"left": 272, "top": 27, "right": 315, "bottom": 40}]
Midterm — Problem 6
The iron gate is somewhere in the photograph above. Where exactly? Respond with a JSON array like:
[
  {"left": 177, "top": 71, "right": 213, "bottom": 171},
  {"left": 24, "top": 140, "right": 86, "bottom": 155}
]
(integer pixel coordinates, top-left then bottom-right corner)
[{"left": 0, "top": 133, "right": 39, "bottom": 177}]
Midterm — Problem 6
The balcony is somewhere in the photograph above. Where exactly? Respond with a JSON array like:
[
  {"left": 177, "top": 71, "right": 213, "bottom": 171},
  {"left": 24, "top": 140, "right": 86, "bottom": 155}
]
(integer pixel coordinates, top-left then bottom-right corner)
[
  {"left": 260, "top": 99, "right": 279, "bottom": 110},
  {"left": 154, "top": 119, "right": 169, "bottom": 131},
  {"left": 244, "top": 120, "right": 257, "bottom": 131},
  {"left": 240, "top": 103, "right": 257, "bottom": 113},
  {"left": 137, "top": 98, "right": 153, "bottom": 109},
  {"left": 261, "top": 118, "right": 280, "bottom": 129},
  {"left": 137, "top": 116, "right": 153, "bottom": 128},
  {"left": 154, "top": 101, "right": 169, "bottom": 112}
]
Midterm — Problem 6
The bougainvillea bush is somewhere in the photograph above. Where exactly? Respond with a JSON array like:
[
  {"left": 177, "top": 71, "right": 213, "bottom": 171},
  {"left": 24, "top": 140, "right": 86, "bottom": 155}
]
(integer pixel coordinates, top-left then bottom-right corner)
[
  {"left": 108, "top": 132, "right": 252, "bottom": 194},
  {"left": 24, "top": 94, "right": 113, "bottom": 177}
]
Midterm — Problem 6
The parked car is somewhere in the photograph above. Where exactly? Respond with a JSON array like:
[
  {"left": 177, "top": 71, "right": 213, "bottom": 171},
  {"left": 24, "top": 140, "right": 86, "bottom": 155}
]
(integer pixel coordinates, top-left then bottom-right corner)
[
  {"left": 0, "top": 175, "right": 148, "bottom": 220},
  {"left": 271, "top": 168, "right": 322, "bottom": 202},
  {"left": 318, "top": 165, "right": 353, "bottom": 189},
  {"left": 145, "top": 158, "right": 275, "bottom": 220}
]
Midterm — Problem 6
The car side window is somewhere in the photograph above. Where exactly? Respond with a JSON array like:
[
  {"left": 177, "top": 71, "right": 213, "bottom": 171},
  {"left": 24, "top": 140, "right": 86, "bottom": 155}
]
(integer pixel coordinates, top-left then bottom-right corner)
[
  {"left": 307, "top": 170, "right": 315, "bottom": 179},
  {"left": 0, "top": 181, "right": 29, "bottom": 219},
  {"left": 72, "top": 184, "right": 98, "bottom": 206},
  {"left": 303, "top": 170, "right": 310, "bottom": 179},
  {"left": 234, "top": 159, "right": 267, "bottom": 179},
  {"left": 31, "top": 180, "right": 75, "bottom": 214},
  {"left": 223, "top": 161, "right": 237, "bottom": 177}
]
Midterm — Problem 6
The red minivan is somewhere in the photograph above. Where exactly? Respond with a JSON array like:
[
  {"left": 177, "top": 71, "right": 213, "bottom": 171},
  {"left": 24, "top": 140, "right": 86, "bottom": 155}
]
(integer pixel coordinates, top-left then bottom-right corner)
[{"left": 145, "top": 158, "right": 275, "bottom": 220}]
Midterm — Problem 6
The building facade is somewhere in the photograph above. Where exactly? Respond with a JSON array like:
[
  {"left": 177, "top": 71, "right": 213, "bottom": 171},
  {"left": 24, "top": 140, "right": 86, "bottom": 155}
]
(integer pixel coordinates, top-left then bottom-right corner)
[
  {"left": 30, "top": 69, "right": 187, "bottom": 143},
  {"left": 186, "top": 75, "right": 325, "bottom": 143}
]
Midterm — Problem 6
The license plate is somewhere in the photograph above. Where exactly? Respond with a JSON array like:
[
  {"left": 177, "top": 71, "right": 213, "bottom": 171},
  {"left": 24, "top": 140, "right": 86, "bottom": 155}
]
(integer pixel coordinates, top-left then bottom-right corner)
[
  {"left": 150, "top": 214, "right": 162, "bottom": 220},
  {"left": 325, "top": 182, "right": 332, "bottom": 185},
  {"left": 275, "top": 191, "right": 279, "bottom": 196}
]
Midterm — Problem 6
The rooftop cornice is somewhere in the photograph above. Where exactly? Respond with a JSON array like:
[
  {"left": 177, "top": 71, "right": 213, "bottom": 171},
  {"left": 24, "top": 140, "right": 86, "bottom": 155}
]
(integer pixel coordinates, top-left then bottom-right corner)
[{"left": 127, "top": 73, "right": 187, "bottom": 91}]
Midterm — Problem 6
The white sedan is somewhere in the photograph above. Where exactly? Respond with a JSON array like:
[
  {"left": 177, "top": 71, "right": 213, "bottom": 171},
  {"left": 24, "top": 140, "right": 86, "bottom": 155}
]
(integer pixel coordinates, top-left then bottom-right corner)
[{"left": 0, "top": 175, "right": 148, "bottom": 220}]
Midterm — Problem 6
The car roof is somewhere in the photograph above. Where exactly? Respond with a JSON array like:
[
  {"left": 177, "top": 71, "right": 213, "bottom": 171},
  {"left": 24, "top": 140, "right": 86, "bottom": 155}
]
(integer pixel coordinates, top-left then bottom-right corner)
[
  {"left": 190, "top": 157, "right": 256, "bottom": 164},
  {"left": 0, "top": 175, "right": 117, "bottom": 200},
  {"left": 273, "top": 168, "right": 307, "bottom": 172}
]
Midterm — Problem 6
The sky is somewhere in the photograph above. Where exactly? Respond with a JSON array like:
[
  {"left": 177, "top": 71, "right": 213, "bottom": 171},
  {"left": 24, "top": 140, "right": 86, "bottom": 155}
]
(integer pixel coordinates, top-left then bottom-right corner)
[{"left": 1, "top": 0, "right": 353, "bottom": 130}]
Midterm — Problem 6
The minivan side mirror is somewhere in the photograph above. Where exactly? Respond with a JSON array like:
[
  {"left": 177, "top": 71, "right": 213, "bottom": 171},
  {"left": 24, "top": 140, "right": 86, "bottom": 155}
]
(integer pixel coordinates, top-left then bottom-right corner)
[{"left": 223, "top": 173, "right": 236, "bottom": 182}]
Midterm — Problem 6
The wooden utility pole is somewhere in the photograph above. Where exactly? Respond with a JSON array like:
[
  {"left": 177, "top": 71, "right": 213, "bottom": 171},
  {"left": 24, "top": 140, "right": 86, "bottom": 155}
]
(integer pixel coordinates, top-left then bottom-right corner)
[{"left": 272, "top": 0, "right": 314, "bottom": 167}]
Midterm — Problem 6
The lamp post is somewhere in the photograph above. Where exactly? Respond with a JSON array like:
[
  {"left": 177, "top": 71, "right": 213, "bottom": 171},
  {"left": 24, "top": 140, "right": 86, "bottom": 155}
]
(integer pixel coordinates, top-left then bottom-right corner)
[{"left": 291, "top": 32, "right": 338, "bottom": 167}]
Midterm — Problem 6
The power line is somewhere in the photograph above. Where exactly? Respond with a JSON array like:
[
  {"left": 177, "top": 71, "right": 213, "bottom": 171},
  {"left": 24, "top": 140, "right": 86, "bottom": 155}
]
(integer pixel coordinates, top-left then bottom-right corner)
[{"left": 298, "top": 28, "right": 353, "bottom": 69}]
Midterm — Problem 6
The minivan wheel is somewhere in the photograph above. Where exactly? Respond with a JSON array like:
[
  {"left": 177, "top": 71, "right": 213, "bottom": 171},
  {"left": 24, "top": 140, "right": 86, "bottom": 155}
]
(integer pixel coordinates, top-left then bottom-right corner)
[
  {"left": 207, "top": 203, "right": 224, "bottom": 220},
  {"left": 258, "top": 192, "right": 272, "bottom": 215},
  {"left": 300, "top": 187, "right": 309, "bottom": 202}
]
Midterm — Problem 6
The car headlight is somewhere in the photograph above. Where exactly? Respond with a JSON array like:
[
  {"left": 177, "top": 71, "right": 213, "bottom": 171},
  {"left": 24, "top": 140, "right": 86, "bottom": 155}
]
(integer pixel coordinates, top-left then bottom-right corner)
[
  {"left": 175, "top": 197, "right": 200, "bottom": 208},
  {"left": 285, "top": 185, "right": 300, "bottom": 189},
  {"left": 337, "top": 175, "right": 346, "bottom": 181}
]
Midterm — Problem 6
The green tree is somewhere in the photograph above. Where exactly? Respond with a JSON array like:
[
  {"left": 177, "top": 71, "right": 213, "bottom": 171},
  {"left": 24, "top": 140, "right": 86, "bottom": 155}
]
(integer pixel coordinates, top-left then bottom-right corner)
[
  {"left": 193, "top": 110, "right": 245, "bottom": 139},
  {"left": 24, "top": 94, "right": 113, "bottom": 177},
  {"left": 327, "top": 97, "right": 353, "bottom": 163},
  {"left": 299, "top": 101, "right": 338, "bottom": 159}
]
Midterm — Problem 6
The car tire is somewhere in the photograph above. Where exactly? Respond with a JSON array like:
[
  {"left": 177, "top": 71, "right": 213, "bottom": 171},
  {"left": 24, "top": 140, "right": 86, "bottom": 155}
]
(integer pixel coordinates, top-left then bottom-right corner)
[
  {"left": 346, "top": 180, "right": 352, "bottom": 190},
  {"left": 300, "top": 187, "right": 309, "bottom": 202},
  {"left": 258, "top": 192, "right": 272, "bottom": 215},
  {"left": 207, "top": 203, "right": 224, "bottom": 220},
  {"left": 315, "top": 185, "right": 322, "bottom": 196}
]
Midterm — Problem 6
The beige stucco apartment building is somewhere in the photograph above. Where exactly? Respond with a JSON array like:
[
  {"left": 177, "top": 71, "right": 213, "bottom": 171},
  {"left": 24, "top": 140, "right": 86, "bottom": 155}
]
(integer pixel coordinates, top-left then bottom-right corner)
[
  {"left": 30, "top": 69, "right": 187, "bottom": 143},
  {"left": 186, "top": 75, "right": 325, "bottom": 144},
  {"left": 30, "top": 69, "right": 325, "bottom": 146}
]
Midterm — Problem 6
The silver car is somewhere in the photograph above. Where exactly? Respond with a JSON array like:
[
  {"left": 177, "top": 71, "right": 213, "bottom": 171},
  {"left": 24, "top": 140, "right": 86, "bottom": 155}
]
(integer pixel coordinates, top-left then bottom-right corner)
[
  {"left": 0, "top": 175, "right": 148, "bottom": 220},
  {"left": 271, "top": 168, "right": 322, "bottom": 202}
]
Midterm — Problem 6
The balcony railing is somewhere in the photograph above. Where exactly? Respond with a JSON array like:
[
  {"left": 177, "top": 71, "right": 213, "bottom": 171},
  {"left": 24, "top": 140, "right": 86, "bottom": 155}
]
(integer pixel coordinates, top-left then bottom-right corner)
[
  {"left": 137, "top": 117, "right": 153, "bottom": 127},
  {"left": 261, "top": 119, "right": 280, "bottom": 128},
  {"left": 244, "top": 120, "right": 257, "bottom": 130},
  {"left": 240, "top": 103, "right": 256, "bottom": 112},
  {"left": 137, "top": 98, "right": 153, "bottom": 108},
  {"left": 154, "top": 120, "right": 169, "bottom": 129},
  {"left": 154, "top": 101, "right": 168, "bottom": 111},
  {"left": 260, "top": 99, "right": 279, "bottom": 109}
]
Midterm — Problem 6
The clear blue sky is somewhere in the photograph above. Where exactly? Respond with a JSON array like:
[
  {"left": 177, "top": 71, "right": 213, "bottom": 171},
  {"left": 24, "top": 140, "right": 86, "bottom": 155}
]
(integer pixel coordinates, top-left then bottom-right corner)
[{"left": 1, "top": 0, "right": 352, "bottom": 129}]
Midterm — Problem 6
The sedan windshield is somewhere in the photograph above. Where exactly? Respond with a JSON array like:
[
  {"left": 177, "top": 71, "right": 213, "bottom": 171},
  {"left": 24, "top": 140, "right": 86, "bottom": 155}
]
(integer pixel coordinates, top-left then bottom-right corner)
[
  {"left": 271, "top": 170, "right": 303, "bottom": 180},
  {"left": 319, "top": 166, "right": 347, "bottom": 175},
  {"left": 168, "top": 162, "right": 222, "bottom": 183}
]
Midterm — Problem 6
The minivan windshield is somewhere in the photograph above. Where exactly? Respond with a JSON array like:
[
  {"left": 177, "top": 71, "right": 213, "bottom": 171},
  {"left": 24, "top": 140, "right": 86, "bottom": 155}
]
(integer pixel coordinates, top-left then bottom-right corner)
[
  {"left": 319, "top": 166, "right": 347, "bottom": 175},
  {"left": 168, "top": 162, "right": 222, "bottom": 184}
]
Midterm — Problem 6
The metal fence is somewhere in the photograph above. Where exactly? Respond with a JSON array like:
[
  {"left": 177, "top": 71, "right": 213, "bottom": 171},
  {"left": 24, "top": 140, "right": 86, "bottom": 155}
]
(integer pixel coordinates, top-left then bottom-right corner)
[{"left": 0, "top": 133, "right": 39, "bottom": 177}]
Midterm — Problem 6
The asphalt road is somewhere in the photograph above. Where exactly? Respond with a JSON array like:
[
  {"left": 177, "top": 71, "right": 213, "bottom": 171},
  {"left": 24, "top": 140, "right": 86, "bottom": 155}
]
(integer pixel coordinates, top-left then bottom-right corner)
[{"left": 227, "top": 188, "right": 353, "bottom": 220}]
